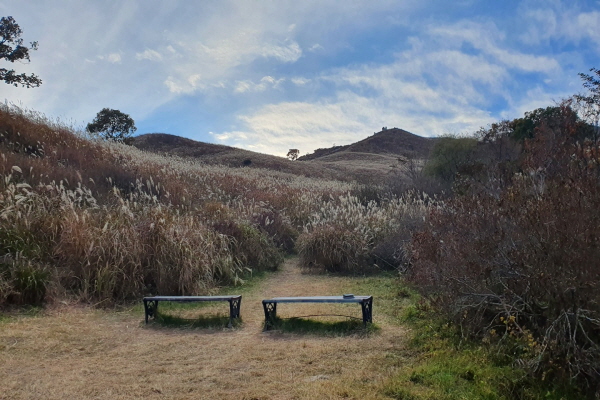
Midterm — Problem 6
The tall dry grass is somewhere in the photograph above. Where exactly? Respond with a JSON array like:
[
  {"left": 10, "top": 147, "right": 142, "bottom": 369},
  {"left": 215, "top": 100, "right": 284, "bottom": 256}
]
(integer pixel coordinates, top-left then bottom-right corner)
[
  {"left": 297, "top": 193, "right": 429, "bottom": 273},
  {"left": 0, "top": 103, "right": 353, "bottom": 305}
]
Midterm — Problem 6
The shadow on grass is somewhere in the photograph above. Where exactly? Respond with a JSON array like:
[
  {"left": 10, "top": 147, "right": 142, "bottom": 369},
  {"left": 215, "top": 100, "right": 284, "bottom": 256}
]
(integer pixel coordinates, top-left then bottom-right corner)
[
  {"left": 145, "top": 312, "right": 242, "bottom": 330},
  {"left": 265, "top": 316, "right": 379, "bottom": 337}
]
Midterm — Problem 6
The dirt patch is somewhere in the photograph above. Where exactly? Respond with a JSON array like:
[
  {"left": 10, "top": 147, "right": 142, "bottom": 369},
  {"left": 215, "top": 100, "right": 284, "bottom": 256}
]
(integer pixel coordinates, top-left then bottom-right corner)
[{"left": 0, "top": 258, "right": 409, "bottom": 400}]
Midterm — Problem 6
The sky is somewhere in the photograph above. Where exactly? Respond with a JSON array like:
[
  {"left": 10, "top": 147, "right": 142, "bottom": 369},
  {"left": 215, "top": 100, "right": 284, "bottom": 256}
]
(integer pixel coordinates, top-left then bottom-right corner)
[{"left": 1, "top": 1, "right": 600, "bottom": 157}]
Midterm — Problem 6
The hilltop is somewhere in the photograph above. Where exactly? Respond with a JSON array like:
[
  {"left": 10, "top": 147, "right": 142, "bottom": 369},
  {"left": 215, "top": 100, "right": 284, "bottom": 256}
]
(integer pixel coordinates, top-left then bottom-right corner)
[{"left": 298, "top": 127, "right": 434, "bottom": 161}]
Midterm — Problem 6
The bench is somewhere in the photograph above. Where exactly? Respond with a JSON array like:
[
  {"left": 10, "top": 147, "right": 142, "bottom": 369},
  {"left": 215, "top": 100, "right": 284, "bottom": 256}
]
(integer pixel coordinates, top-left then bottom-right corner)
[
  {"left": 261, "top": 295, "right": 373, "bottom": 330},
  {"left": 143, "top": 295, "right": 242, "bottom": 327}
]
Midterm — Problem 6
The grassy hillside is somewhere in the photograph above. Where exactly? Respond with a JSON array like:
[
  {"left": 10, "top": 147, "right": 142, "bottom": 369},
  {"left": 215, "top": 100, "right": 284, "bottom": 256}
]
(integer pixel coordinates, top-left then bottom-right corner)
[
  {"left": 0, "top": 105, "right": 361, "bottom": 304},
  {"left": 131, "top": 133, "right": 350, "bottom": 181},
  {"left": 0, "top": 104, "right": 423, "bottom": 306},
  {"left": 131, "top": 128, "right": 433, "bottom": 185},
  {"left": 299, "top": 127, "right": 435, "bottom": 160}
]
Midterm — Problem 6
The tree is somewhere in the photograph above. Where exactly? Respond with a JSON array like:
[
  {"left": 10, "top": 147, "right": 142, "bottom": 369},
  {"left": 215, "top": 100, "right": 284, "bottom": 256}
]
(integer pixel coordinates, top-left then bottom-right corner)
[
  {"left": 0, "top": 16, "right": 42, "bottom": 88},
  {"left": 287, "top": 149, "right": 299, "bottom": 160},
  {"left": 575, "top": 67, "right": 600, "bottom": 139},
  {"left": 87, "top": 108, "right": 137, "bottom": 142},
  {"left": 423, "top": 136, "right": 478, "bottom": 183}
]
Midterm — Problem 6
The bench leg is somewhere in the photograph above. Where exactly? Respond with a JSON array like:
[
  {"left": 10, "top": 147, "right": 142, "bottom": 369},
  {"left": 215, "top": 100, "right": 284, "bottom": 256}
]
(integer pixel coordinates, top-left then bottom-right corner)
[
  {"left": 262, "top": 301, "right": 277, "bottom": 330},
  {"left": 228, "top": 297, "right": 242, "bottom": 328},
  {"left": 361, "top": 298, "right": 373, "bottom": 326},
  {"left": 144, "top": 300, "right": 159, "bottom": 324}
]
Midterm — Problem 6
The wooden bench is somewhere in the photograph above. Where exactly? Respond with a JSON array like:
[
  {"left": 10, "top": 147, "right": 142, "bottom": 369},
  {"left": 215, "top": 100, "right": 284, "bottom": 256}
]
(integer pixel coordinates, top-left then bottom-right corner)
[
  {"left": 261, "top": 295, "right": 373, "bottom": 330},
  {"left": 143, "top": 295, "right": 242, "bottom": 327}
]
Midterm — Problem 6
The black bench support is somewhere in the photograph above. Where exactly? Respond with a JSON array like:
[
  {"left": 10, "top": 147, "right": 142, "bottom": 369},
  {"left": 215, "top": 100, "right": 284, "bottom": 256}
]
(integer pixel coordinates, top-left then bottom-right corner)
[
  {"left": 143, "top": 295, "right": 242, "bottom": 328},
  {"left": 261, "top": 295, "right": 373, "bottom": 330}
]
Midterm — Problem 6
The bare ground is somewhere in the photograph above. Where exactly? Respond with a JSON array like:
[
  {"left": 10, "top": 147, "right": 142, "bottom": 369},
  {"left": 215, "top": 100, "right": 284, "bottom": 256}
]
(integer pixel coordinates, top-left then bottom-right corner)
[{"left": 0, "top": 258, "right": 409, "bottom": 400}]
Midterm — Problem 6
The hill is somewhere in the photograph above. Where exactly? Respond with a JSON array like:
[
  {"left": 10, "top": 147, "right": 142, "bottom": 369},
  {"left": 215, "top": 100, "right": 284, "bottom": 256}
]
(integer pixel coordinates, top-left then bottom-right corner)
[
  {"left": 296, "top": 127, "right": 435, "bottom": 183},
  {"left": 131, "top": 133, "right": 349, "bottom": 181},
  {"left": 132, "top": 128, "right": 435, "bottom": 184},
  {"left": 298, "top": 127, "right": 434, "bottom": 161}
]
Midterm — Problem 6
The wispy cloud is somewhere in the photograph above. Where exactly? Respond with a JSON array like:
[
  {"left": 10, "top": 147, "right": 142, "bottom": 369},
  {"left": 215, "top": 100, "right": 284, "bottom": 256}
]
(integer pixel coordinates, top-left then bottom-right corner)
[
  {"left": 234, "top": 76, "right": 285, "bottom": 93},
  {"left": 136, "top": 49, "right": 163, "bottom": 61}
]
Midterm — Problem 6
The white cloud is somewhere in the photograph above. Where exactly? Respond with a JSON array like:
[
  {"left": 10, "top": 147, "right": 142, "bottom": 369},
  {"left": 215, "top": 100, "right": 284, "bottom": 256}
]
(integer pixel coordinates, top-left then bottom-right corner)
[
  {"left": 164, "top": 75, "right": 205, "bottom": 94},
  {"left": 234, "top": 76, "right": 284, "bottom": 93},
  {"left": 107, "top": 53, "right": 122, "bottom": 63},
  {"left": 519, "top": 4, "right": 600, "bottom": 48},
  {"left": 429, "top": 21, "right": 560, "bottom": 73},
  {"left": 261, "top": 41, "right": 302, "bottom": 63},
  {"left": 291, "top": 77, "right": 311, "bottom": 86},
  {"left": 215, "top": 85, "right": 496, "bottom": 156},
  {"left": 136, "top": 49, "right": 163, "bottom": 61},
  {"left": 309, "top": 44, "right": 324, "bottom": 52}
]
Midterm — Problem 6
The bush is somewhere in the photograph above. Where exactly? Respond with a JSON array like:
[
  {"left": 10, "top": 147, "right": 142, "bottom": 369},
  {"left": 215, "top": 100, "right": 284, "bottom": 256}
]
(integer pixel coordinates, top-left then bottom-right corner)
[{"left": 409, "top": 109, "right": 600, "bottom": 388}]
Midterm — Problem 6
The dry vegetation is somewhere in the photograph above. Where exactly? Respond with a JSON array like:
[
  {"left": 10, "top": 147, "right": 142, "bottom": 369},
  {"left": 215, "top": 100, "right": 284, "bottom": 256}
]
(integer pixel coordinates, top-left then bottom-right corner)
[
  {"left": 410, "top": 101, "right": 600, "bottom": 391},
  {"left": 2, "top": 73, "right": 600, "bottom": 398},
  {"left": 0, "top": 103, "right": 363, "bottom": 305}
]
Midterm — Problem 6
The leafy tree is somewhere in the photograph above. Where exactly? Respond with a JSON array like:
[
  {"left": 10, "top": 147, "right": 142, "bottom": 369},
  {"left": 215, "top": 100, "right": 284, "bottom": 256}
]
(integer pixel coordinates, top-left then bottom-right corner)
[
  {"left": 287, "top": 149, "right": 299, "bottom": 161},
  {"left": 87, "top": 108, "right": 137, "bottom": 142},
  {"left": 510, "top": 106, "right": 572, "bottom": 142},
  {"left": 424, "top": 136, "right": 478, "bottom": 183},
  {"left": 0, "top": 16, "right": 42, "bottom": 88}
]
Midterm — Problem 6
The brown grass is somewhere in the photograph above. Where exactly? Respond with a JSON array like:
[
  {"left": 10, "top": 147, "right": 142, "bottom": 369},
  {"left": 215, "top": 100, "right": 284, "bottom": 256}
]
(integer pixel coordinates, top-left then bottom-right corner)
[{"left": 0, "top": 257, "right": 409, "bottom": 400}]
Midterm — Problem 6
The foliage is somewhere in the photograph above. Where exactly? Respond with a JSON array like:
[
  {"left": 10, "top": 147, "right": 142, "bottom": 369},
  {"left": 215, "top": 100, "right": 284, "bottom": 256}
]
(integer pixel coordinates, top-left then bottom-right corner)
[
  {"left": 287, "top": 148, "right": 299, "bottom": 160},
  {"left": 509, "top": 106, "right": 571, "bottom": 142},
  {"left": 423, "top": 136, "right": 478, "bottom": 185},
  {"left": 0, "top": 16, "right": 41, "bottom": 88},
  {"left": 86, "top": 108, "right": 137, "bottom": 142},
  {"left": 409, "top": 101, "right": 600, "bottom": 389},
  {"left": 385, "top": 303, "right": 582, "bottom": 400}
]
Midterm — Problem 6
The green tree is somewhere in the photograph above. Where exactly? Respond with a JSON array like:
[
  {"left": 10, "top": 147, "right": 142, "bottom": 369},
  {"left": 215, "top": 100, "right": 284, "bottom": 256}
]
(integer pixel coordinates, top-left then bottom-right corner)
[
  {"left": 87, "top": 108, "right": 137, "bottom": 142},
  {"left": 424, "top": 136, "right": 478, "bottom": 183},
  {"left": 0, "top": 16, "right": 42, "bottom": 88},
  {"left": 510, "top": 106, "right": 570, "bottom": 142}
]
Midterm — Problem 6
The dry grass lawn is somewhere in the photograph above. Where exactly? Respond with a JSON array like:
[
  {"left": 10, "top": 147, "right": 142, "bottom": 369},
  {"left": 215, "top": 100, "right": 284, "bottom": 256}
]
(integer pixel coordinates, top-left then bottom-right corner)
[{"left": 0, "top": 258, "right": 410, "bottom": 400}]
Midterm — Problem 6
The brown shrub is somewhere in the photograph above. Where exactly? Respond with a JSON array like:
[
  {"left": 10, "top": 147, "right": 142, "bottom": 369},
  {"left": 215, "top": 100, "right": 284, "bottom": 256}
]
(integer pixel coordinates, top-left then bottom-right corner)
[{"left": 409, "top": 110, "right": 600, "bottom": 386}]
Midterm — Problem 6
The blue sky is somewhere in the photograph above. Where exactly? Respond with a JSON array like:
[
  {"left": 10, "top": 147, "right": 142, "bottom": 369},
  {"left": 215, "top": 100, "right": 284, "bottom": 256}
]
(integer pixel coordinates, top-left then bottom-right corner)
[{"left": 2, "top": 0, "right": 599, "bottom": 156}]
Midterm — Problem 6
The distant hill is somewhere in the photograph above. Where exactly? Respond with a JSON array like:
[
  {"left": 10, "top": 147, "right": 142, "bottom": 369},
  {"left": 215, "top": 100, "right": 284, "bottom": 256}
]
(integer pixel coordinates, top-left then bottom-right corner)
[
  {"left": 298, "top": 128, "right": 434, "bottom": 161},
  {"left": 131, "top": 128, "right": 435, "bottom": 184},
  {"left": 131, "top": 133, "right": 349, "bottom": 181},
  {"left": 132, "top": 133, "right": 236, "bottom": 157}
]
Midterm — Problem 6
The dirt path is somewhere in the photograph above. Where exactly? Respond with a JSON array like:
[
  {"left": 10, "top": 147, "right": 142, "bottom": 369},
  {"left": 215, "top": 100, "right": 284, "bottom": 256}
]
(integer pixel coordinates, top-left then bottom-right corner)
[{"left": 0, "top": 258, "right": 409, "bottom": 400}]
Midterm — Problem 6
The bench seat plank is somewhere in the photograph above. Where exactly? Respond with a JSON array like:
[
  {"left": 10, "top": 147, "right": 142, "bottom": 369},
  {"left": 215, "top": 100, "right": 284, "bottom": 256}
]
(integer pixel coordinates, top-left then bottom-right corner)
[
  {"left": 266, "top": 296, "right": 371, "bottom": 303},
  {"left": 144, "top": 295, "right": 240, "bottom": 302}
]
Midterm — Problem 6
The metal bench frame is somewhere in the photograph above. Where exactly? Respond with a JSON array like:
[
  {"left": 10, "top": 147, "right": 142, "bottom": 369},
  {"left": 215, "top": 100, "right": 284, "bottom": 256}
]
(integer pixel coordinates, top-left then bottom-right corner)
[
  {"left": 143, "top": 295, "right": 242, "bottom": 327},
  {"left": 261, "top": 295, "right": 373, "bottom": 330}
]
